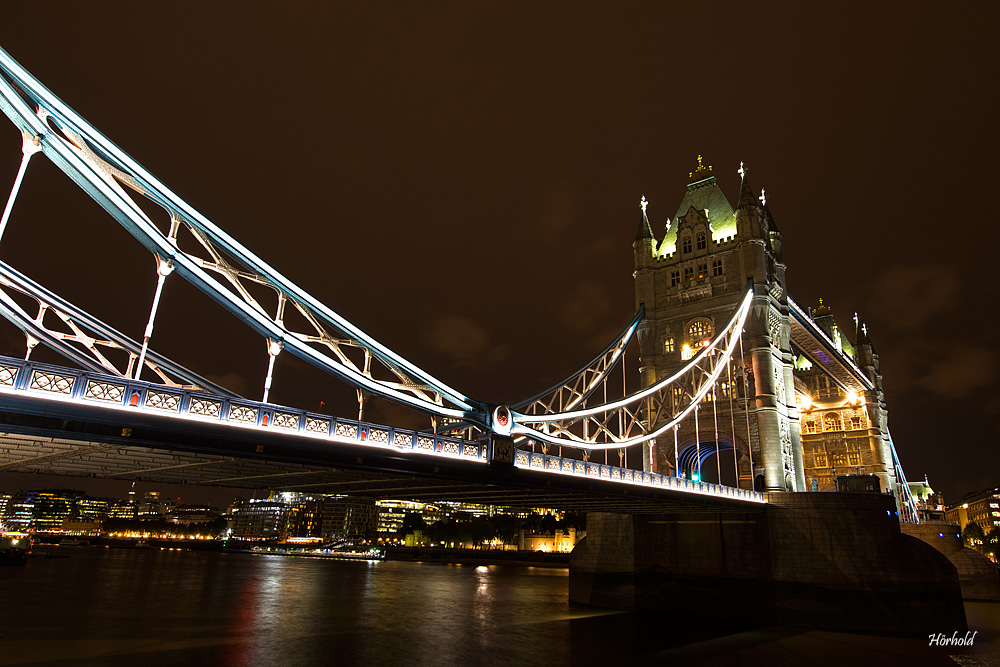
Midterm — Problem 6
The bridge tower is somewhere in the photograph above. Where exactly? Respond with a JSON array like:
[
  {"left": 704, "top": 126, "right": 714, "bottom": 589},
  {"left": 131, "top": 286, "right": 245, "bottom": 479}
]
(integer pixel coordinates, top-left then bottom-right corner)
[{"left": 633, "top": 158, "right": 805, "bottom": 492}]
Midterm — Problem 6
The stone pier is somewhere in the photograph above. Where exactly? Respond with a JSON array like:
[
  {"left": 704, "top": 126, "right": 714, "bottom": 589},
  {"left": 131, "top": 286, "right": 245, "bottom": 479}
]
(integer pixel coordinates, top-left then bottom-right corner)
[{"left": 570, "top": 492, "right": 966, "bottom": 633}]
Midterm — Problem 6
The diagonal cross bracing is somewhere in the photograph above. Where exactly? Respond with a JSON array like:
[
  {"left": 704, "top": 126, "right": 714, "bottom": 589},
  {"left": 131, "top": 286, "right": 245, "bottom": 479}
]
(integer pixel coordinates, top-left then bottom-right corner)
[
  {"left": 0, "top": 260, "right": 237, "bottom": 397},
  {"left": 0, "top": 46, "right": 480, "bottom": 422},
  {"left": 512, "top": 286, "right": 753, "bottom": 449}
]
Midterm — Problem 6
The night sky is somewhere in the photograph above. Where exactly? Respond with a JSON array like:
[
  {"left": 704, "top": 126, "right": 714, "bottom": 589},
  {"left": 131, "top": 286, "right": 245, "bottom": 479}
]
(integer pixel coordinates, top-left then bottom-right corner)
[{"left": 0, "top": 3, "right": 996, "bottom": 504}]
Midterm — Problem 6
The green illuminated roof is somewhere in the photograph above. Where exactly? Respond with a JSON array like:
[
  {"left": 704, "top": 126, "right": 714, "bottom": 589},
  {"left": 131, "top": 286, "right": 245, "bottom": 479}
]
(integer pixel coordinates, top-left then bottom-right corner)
[{"left": 658, "top": 176, "right": 737, "bottom": 255}]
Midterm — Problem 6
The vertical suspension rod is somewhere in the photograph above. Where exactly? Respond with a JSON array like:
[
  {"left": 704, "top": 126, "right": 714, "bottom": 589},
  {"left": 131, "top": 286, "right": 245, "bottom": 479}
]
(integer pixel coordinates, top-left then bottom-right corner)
[
  {"left": 0, "top": 132, "right": 42, "bottom": 246},
  {"left": 727, "top": 357, "right": 740, "bottom": 488},
  {"left": 712, "top": 378, "right": 721, "bottom": 484},
  {"left": 134, "top": 256, "right": 174, "bottom": 379},
  {"left": 740, "top": 329, "right": 755, "bottom": 489}
]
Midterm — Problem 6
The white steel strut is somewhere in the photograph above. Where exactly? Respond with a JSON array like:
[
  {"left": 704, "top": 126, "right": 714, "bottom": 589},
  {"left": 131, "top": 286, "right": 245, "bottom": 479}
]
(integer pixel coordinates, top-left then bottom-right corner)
[
  {"left": 0, "top": 260, "right": 237, "bottom": 397},
  {"left": 0, "top": 46, "right": 480, "bottom": 422},
  {"left": 511, "top": 287, "right": 753, "bottom": 450}
]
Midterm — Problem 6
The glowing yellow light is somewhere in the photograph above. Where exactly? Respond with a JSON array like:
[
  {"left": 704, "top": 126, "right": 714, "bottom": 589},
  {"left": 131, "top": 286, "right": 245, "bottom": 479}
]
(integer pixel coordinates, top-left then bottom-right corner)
[{"left": 846, "top": 390, "right": 858, "bottom": 404}]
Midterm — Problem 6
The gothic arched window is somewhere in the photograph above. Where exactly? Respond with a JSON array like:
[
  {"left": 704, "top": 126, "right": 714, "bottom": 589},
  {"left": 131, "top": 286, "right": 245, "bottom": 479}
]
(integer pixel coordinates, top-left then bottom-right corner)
[
  {"left": 687, "top": 318, "right": 713, "bottom": 345},
  {"left": 824, "top": 412, "right": 842, "bottom": 432},
  {"left": 696, "top": 232, "right": 706, "bottom": 250},
  {"left": 682, "top": 236, "right": 692, "bottom": 254}
]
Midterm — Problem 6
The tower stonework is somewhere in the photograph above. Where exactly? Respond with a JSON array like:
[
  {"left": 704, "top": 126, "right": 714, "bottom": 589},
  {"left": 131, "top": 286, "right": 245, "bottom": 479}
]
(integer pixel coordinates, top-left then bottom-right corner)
[{"left": 633, "top": 160, "right": 804, "bottom": 492}]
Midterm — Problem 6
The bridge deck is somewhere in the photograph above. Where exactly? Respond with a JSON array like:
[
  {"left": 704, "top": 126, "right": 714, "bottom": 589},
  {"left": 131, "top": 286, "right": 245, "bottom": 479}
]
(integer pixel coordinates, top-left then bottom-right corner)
[{"left": 0, "top": 357, "right": 763, "bottom": 513}]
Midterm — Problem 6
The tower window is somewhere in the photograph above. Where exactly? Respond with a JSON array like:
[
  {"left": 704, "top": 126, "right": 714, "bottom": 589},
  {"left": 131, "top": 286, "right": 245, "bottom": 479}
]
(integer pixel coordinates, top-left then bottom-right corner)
[
  {"left": 663, "top": 337, "right": 675, "bottom": 353},
  {"left": 697, "top": 263, "right": 707, "bottom": 278},
  {"left": 682, "top": 237, "right": 692, "bottom": 254},
  {"left": 804, "top": 420, "right": 817, "bottom": 434},
  {"left": 712, "top": 259, "right": 723, "bottom": 276},
  {"left": 687, "top": 319, "right": 713, "bottom": 345},
  {"left": 815, "top": 453, "right": 827, "bottom": 467},
  {"left": 696, "top": 232, "right": 706, "bottom": 250},
  {"left": 850, "top": 416, "right": 862, "bottom": 430},
  {"left": 670, "top": 271, "right": 680, "bottom": 286},
  {"left": 848, "top": 451, "right": 860, "bottom": 465},
  {"left": 824, "top": 413, "right": 842, "bottom": 432},
  {"left": 684, "top": 266, "right": 693, "bottom": 281}
]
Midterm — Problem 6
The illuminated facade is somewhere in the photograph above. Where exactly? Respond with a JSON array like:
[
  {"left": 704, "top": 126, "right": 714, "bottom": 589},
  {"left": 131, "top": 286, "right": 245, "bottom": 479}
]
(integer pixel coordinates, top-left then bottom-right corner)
[
  {"left": 796, "top": 304, "right": 895, "bottom": 493},
  {"left": 634, "top": 159, "right": 897, "bottom": 496},
  {"left": 946, "top": 486, "right": 1000, "bottom": 534},
  {"left": 634, "top": 158, "right": 801, "bottom": 491}
]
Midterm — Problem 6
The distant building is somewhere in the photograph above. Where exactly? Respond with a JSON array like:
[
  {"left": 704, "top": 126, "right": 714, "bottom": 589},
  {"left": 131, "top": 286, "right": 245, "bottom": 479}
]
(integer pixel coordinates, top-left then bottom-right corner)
[
  {"left": 163, "top": 505, "right": 220, "bottom": 525},
  {"left": 0, "top": 491, "right": 33, "bottom": 529},
  {"left": 229, "top": 493, "right": 376, "bottom": 543},
  {"left": 908, "top": 477, "right": 946, "bottom": 522},
  {"left": 230, "top": 499, "right": 288, "bottom": 540},
  {"left": 946, "top": 486, "right": 1000, "bottom": 534}
]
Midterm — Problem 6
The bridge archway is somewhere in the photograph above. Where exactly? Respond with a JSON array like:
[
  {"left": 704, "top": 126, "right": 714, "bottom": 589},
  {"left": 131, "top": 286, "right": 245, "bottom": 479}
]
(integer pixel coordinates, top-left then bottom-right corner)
[{"left": 677, "top": 437, "right": 748, "bottom": 487}]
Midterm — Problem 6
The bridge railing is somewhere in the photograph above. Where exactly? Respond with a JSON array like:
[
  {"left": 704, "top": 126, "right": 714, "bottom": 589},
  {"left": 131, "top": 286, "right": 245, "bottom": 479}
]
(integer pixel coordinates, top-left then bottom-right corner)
[
  {"left": 0, "top": 355, "right": 486, "bottom": 462},
  {"left": 513, "top": 450, "right": 764, "bottom": 503},
  {"left": 0, "top": 355, "right": 764, "bottom": 503}
]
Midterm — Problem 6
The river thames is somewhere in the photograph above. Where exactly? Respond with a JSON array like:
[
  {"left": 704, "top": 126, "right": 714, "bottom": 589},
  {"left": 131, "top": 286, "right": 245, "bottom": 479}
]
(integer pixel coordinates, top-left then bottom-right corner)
[{"left": 1, "top": 547, "right": 996, "bottom": 666}]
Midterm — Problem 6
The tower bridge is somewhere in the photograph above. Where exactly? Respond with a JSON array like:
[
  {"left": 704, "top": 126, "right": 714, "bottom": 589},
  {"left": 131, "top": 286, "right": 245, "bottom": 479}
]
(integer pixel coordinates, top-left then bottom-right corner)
[{"left": 0, "top": 44, "right": 967, "bottom": 633}]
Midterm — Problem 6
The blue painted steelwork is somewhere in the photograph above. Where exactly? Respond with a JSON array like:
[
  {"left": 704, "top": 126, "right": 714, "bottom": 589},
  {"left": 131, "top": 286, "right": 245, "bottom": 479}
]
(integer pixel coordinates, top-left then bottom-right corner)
[
  {"left": 787, "top": 297, "right": 874, "bottom": 392},
  {"left": 0, "top": 354, "right": 764, "bottom": 503},
  {"left": 0, "top": 46, "right": 481, "bottom": 423},
  {"left": 0, "top": 260, "right": 237, "bottom": 397}
]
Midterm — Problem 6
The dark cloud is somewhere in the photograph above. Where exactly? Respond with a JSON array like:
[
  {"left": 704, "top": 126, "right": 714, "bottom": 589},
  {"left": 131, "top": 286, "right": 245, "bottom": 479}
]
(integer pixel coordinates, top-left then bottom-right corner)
[
  {"left": 866, "top": 263, "right": 961, "bottom": 332},
  {"left": 916, "top": 346, "right": 998, "bottom": 400},
  {"left": 424, "top": 315, "right": 509, "bottom": 372}
]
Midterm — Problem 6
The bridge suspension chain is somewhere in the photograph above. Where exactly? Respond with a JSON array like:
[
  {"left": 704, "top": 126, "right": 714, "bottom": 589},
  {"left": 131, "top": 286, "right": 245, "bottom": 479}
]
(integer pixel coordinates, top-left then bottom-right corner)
[
  {"left": 0, "top": 46, "right": 481, "bottom": 422},
  {"left": 511, "top": 287, "right": 753, "bottom": 450}
]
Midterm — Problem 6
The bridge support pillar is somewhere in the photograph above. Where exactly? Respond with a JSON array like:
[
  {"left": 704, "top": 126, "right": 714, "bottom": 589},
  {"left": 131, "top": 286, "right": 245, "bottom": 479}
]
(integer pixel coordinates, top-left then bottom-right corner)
[{"left": 570, "top": 493, "right": 966, "bottom": 633}]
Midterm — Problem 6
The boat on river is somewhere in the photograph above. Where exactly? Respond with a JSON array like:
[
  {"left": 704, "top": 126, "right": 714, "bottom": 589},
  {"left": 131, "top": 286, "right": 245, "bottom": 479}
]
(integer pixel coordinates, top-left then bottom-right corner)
[{"left": 1, "top": 531, "right": 31, "bottom": 566}]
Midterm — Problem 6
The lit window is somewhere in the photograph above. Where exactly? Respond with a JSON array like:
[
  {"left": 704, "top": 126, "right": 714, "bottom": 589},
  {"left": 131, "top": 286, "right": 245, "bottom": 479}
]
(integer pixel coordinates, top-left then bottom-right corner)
[
  {"left": 697, "top": 263, "right": 707, "bottom": 278},
  {"left": 684, "top": 266, "right": 694, "bottom": 281},
  {"left": 663, "top": 337, "right": 675, "bottom": 353},
  {"left": 815, "top": 453, "right": 827, "bottom": 467},
  {"left": 850, "top": 416, "right": 862, "bottom": 430},
  {"left": 832, "top": 453, "right": 847, "bottom": 467},
  {"left": 712, "top": 259, "right": 723, "bottom": 276},
  {"left": 687, "top": 319, "right": 713, "bottom": 344},
  {"left": 670, "top": 271, "right": 680, "bottom": 286},
  {"left": 672, "top": 385, "right": 685, "bottom": 402},
  {"left": 682, "top": 237, "right": 692, "bottom": 254},
  {"left": 848, "top": 451, "right": 859, "bottom": 465},
  {"left": 824, "top": 413, "right": 842, "bottom": 431},
  {"left": 696, "top": 232, "right": 706, "bottom": 250},
  {"left": 804, "top": 421, "right": 817, "bottom": 434}
]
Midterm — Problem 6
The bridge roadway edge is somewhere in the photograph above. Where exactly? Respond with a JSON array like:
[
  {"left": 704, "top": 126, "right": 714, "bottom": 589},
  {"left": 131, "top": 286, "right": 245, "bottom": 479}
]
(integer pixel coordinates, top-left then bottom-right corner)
[
  {"left": 569, "top": 493, "right": 968, "bottom": 634},
  {"left": 0, "top": 391, "right": 762, "bottom": 512}
]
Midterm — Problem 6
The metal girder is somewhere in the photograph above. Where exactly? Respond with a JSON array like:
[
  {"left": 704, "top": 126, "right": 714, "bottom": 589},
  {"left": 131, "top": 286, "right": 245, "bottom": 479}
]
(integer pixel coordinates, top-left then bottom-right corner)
[
  {"left": 787, "top": 297, "right": 873, "bottom": 393},
  {"left": 0, "top": 46, "right": 481, "bottom": 423},
  {"left": 0, "top": 260, "right": 237, "bottom": 397},
  {"left": 511, "top": 285, "right": 753, "bottom": 450}
]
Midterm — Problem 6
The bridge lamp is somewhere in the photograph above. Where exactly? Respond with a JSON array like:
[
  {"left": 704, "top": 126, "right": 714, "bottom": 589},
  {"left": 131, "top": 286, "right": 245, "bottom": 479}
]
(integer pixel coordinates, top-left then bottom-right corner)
[{"left": 846, "top": 390, "right": 858, "bottom": 405}]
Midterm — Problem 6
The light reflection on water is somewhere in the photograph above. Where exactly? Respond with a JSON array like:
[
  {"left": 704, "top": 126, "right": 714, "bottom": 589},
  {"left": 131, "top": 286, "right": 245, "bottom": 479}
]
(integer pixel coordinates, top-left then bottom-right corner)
[
  {"left": 2, "top": 549, "right": 643, "bottom": 667},
  {"left": 3, "top": 548, "right": 984, "bottom": 666}
]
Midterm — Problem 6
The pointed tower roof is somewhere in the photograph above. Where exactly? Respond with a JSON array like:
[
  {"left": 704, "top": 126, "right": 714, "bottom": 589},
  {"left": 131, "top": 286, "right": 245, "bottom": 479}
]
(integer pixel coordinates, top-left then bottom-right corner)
[
  {"left": 736, "top": 170, "right": 758, "bottom": 211},
  {"left": 671, "top": 156, "right": 737, "bottom": 240},
  {"left": 634, "top": 195, "right": 654, "bottom": 243}
]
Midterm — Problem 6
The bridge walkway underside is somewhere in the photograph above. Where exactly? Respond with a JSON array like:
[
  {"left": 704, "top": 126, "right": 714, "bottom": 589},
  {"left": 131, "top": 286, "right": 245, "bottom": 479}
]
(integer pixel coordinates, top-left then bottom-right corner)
[{"left": 0, "top": 401, "right": 759, "bottom": 514}]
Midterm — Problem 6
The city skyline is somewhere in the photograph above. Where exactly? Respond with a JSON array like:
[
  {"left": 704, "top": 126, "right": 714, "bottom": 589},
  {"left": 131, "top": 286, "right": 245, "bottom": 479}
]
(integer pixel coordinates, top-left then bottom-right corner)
[{"left": 0, "top": 4, "right": 996, "bottom": 502}]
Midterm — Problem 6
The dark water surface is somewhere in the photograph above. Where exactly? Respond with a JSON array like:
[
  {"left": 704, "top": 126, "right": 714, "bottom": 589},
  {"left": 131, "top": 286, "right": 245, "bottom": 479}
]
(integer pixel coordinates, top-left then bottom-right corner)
[{"left": 1, "top": 547, "right": 997, "bottom": 666}]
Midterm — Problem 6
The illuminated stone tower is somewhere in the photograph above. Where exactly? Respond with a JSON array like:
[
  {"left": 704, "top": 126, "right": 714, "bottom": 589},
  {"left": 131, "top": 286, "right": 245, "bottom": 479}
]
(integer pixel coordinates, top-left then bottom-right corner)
[
  {"left": 795, "top": 303, "right": 900, "bottom": 499},
  {"left": 633, "top": 158, "right": 805, "bottom": 492}
]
